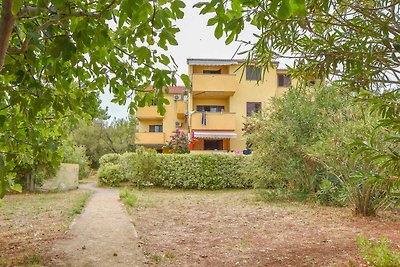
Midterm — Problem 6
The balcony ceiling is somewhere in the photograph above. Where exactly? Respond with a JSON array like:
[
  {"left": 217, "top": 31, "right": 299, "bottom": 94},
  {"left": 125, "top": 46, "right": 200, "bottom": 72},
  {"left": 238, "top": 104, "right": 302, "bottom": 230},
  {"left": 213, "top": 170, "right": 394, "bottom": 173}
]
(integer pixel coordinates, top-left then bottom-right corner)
[{"left": 192, "top": 91, "right": 233, "bottom": 98}]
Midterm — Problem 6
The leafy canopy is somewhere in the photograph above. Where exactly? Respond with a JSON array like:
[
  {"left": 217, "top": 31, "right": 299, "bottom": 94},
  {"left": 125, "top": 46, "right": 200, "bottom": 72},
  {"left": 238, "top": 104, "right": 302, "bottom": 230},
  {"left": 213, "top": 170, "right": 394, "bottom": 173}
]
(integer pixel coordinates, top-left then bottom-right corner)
[{"left": 0, "top": 0, "right": 188, "bottom": 197}]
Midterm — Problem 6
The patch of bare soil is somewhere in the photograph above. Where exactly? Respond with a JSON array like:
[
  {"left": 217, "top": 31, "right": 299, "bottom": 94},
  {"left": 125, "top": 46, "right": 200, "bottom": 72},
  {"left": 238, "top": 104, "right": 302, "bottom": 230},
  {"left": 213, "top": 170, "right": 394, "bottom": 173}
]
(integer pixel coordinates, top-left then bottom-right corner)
[
  {"left": 128, "top": 189, "right": 400, "bottom": 267},
  {"left": 0, "top": 189, "right": 92, "bottom": 266}
]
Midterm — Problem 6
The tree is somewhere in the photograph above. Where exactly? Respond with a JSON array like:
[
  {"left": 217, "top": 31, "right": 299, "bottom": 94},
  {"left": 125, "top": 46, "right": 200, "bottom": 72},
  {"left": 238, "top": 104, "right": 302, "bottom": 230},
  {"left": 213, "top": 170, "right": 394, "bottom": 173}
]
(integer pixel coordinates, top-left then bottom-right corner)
[
  {"left": 0, "top": 0, "right": 189, "bottom": 197},
  {"left": 71, "top": 117, "right": 136, "bottom": 168},
  {"left": 195, "top": 0, "right": 399, "bottom": 174}
]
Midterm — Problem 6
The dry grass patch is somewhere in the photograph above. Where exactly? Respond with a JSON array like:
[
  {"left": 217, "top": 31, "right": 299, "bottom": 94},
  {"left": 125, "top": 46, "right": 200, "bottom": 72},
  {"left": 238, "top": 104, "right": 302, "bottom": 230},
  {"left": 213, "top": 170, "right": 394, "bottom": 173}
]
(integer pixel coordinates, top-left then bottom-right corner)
[
  {"left": 0, "top": 189, "right": 92, "bottom": 266},
  {"left": 125, "top": 189, "right": 400, "bottom": 266}
]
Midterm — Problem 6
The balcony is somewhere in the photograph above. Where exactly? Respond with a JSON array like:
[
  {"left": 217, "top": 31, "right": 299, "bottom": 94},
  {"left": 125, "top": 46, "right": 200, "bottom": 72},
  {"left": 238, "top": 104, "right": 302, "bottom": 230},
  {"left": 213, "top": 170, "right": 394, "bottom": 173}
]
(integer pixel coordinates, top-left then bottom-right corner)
[
  {"left": 192, "top": 74, "right": 237, "bottom": 95},
  {"left": 135, "top": 132, "right": 165, "bottom": 145},
  {"left": 190, "top": 112, "right": 236, "bottom": 131},
  {"left": 176, "top": 101, "right": 186, "bottom": 119},
  {"left": 136, "top": 106, "right": 163, "bottom": 119}
]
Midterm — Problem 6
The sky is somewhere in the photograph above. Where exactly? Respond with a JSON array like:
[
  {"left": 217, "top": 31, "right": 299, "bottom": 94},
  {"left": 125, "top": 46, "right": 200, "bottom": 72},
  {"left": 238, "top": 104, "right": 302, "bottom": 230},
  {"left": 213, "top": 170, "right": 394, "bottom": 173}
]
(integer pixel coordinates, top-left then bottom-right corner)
[{"left": 100, "top": 1, "right": 256, "bottom": 120}]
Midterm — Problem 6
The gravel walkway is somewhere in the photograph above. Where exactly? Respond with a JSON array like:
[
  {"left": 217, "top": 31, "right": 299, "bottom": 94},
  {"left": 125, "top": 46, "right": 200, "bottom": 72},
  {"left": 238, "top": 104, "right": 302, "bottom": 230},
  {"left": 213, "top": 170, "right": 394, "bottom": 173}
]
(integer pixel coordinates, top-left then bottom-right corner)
[{"left": 50, "top": 183, "right": 144, "bottom": 267}]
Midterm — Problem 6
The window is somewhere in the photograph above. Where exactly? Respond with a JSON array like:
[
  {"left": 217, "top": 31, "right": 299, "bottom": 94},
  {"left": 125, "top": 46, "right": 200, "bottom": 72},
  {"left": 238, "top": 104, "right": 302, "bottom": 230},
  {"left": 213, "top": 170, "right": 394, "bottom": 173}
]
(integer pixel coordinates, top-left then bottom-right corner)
[
  {"left": 246, "top": 66, "right": 262, "bottom": 81},
  {"left": 247, "top": 102, "right": 261, "bottom": 116},
  {"left": 204, "top": 139, "right": 224, "bottom": 150},
  {"left": 203, "top": 69, "right": 221, "bottom": 74},
  {"left": 278, "top": 74, "right": 291, "bottom": 87},
  {"left": 196, "top": 105, "right": 225, "bottom": 112},
  {"left": 149, "top": 125, "right": 163, "bottom": 132}
]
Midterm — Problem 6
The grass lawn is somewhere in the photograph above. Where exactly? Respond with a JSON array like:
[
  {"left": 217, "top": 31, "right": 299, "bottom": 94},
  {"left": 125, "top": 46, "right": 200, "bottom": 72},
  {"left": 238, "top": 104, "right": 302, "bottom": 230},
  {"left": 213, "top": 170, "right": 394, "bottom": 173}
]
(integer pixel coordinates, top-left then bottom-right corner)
[
  {"left": 0, "top": 189, "right": 92, "bottom": 266},
  {"left": 125, "top": 188, "right": 400, "bottom": 266}
]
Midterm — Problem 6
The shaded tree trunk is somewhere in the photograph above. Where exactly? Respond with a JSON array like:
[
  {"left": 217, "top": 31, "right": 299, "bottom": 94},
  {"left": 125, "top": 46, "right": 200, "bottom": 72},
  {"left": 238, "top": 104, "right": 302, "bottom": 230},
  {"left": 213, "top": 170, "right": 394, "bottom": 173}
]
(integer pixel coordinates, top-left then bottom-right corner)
[
  {"left": 0, "top": 0, "right": 16, "bottom": 70},
  {"left": 25, "top": 169, "right": 35, "bottom": 192}
]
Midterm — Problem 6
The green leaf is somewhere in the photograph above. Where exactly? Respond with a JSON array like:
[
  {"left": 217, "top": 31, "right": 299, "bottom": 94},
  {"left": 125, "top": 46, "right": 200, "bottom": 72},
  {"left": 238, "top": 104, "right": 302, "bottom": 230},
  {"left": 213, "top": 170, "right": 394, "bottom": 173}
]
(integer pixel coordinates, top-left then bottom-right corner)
[
  {"left": 10, "top": 183, "right": 22, "bottom": 193},
  {"left": 157, "top": 104, "right": 167, "bottom": 116},
  {"left": 0, "top": 115, "right": 6, "bottom": 127},
  {"left": 12, "top": 0, "right": 23, "bottom": 16},
  {"left": 225, "top": 32, "right": 236, "bottom": 45},
  {"left": 207, "top": 17, "right": 219, "bottom": 26},
  {"left": 270, "top": 0, "right": 280, "bottom": 14},
  {"left": 180, "top": 74, "right": 191, "bottom": 88},
  {"left": 171, "top": 0, "right": 186, "bottom": 19},
  {"left": 290, "top": 0, "right": 306, "bottom": 17},
  {"left": 136, "top": 47, "right": 151, "bottom": 65},
  {"left": 193, "top": 2, "right": 207, "bottom": 8},
  {"left": 160, "top": 55, "right": 170, "bottom": 65},
  {"left": 215, "top": 23, "right": 223, "bottom": 39},
  {"left": 278, "top": 0, "right": 292, "bottom": 19}
]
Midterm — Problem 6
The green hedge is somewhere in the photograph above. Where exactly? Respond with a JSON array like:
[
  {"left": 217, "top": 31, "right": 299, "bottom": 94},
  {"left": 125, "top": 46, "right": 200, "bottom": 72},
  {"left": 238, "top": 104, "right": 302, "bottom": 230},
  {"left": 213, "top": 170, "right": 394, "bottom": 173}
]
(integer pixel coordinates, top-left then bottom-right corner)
[
  {"left": 153, "top": 154, "right": 253, "bottom": 189},
  {"left": 98, "top": 152, "right": 253, "bottom": 189},
  {"left": 98, "top": 163, "right": 123, "bottom": 186},
  {"left": 99, "top": 153, "right": 121, "bottom": 166}
]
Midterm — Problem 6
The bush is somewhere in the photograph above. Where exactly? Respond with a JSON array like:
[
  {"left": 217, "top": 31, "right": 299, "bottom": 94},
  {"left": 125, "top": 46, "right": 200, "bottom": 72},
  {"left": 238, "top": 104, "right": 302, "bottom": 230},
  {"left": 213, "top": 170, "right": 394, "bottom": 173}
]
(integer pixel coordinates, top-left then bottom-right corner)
[
  {"left": 135, "top": 147, "right": 159, "bottom": 188},
  {"left": 165, "top": 128, "right": 190, "bottom": 153},
  {"left": 97, "top": 163, "right": 122, "bottom": 186},
  {"left": 244, "top": 84, "right": 398, "bottom": 215},
  {"left": 357, "top": 235, "right": 400, "bottom": 267},
  {"left": 152, "top": 154, "right": 252, "bottom": 189},
  {"left": 344, "top": 171, "right": 397, "bottom": 216},
  {"left": 98, "top": 152, "right": 253, "bottom": 189},
  {"left": 99, "top": 153, "right": 121, "bottom": 166},
  {"left": 120, "top": 152, "right": 138, "bottom": 182},
  {"left": 62, "top": 144, "right": 91, "bottom": 180}
]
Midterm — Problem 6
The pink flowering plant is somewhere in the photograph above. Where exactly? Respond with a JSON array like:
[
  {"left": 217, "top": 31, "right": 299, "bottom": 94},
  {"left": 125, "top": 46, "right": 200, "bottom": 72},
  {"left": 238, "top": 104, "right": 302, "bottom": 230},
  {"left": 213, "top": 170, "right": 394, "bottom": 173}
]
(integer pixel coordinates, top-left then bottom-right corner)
[{"left": 166, "top": 128, "right": 190, "bottom": 154}]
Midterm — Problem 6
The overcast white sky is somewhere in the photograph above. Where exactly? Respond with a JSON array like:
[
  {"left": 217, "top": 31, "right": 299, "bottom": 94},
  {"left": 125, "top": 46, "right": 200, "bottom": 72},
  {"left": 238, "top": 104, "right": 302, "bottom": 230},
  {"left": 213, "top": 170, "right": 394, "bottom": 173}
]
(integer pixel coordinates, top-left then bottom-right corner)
[{"left": 100, "top": 1, "right": 256, "bottom": 120}]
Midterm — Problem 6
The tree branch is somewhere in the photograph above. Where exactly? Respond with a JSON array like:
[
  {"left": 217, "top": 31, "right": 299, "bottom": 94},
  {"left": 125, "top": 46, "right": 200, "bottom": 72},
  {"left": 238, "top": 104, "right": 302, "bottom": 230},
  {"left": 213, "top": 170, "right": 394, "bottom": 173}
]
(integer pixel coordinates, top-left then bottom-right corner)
[
  {"left": 7, "top": 0, "right": 119, "bottom": 56},
  {"left": 0, "top": 0, "right": 17, "bottom": 70}
]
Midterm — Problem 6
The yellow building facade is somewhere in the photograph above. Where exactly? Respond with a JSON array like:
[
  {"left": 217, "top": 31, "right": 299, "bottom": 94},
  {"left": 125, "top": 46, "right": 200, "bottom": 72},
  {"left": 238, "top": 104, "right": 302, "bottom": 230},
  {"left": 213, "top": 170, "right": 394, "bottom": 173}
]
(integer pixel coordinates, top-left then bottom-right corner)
[
  {"left": 135, "top": 86, "right": 188, "bottom": 152},
  {"left": 135, "top": 58, "right": 291, "bottom": 152}
]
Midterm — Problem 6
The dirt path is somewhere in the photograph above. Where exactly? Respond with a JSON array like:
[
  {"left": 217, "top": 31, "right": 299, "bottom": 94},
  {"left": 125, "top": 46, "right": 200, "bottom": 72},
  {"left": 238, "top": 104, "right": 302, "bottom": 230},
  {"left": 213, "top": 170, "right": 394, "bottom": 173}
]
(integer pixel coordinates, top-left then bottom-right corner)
[{"left": 49, "top": 183, "right": 144, "bottom": 267}]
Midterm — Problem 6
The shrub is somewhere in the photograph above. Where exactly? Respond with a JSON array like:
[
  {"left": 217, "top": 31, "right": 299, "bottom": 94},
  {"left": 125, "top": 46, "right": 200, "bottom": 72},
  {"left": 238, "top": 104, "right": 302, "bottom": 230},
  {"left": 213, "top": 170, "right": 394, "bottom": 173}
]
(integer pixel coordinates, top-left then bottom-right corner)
[
  {"left": 120, "top": 152, "right": 138, "bottom": 182},
  {"left": 135, "top": 147, "right": 159, "bottom": 188},
  {"left": 316, "top": 178, "right": 344, "bottom": 206},
  {"left": 344, "top": 172, "right": 397, "bottom": 216},
  {"left": 153, "top": 154, "right": 251, "bottom": 189},
  {"left": 97, "top": 163, "right": 122, "bottom": 186},
  {"left": 62, "top": 144, "right": 91, "bottom": 179},
  {"left": 98, "top": 152, "right": 253, "bottom": 189},
  {"left": 357, "top": 236, "right": 400, "bottom": 267},
  {"left": 99, "top": 153, "right": 121, "bottom": 166},
  {"left": 165, "top": 128, "right": 190, "bottom": 153},
  {"left": 245, "top": 84, "right": 398, "bottom": 215}
]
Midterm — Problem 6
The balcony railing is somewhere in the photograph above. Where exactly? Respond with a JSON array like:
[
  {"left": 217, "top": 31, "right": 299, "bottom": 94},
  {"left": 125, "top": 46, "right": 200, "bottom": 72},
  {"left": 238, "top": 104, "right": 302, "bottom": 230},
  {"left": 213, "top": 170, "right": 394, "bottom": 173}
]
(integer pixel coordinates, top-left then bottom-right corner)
[
  {"left": 192, "top": 74, "right": 237, "bottom": 94},
  {"left": 136, "top": 106, "right": 163, "bottom": 119},
  {"left": 190, "top": 112, "right": 236, "bottom": 131},
  {"left": 135, "top": 132, "right": 165, "bottom": 145}
]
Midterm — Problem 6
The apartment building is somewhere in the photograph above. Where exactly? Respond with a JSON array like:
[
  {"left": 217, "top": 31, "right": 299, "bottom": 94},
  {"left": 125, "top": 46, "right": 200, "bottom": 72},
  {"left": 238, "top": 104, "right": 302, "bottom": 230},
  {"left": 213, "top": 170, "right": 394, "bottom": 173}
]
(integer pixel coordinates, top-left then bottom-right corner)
[
  {"left": 135, "top": 86, "right": 188, "bottom": 152},
  {"left": 135, "top": 58, "right": 291, "bottom": 152}
]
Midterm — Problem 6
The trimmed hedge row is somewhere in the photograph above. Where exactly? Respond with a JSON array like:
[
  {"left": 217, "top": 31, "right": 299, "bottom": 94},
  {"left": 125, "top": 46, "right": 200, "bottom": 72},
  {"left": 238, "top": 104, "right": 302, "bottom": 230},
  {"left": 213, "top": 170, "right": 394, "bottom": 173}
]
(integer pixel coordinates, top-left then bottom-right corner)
[
  {"left": 154, "top": 154, "right": 253, "bottom": 189},
  {"left": 98, "top": 151, "right": 253, "bottom": 189}
]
